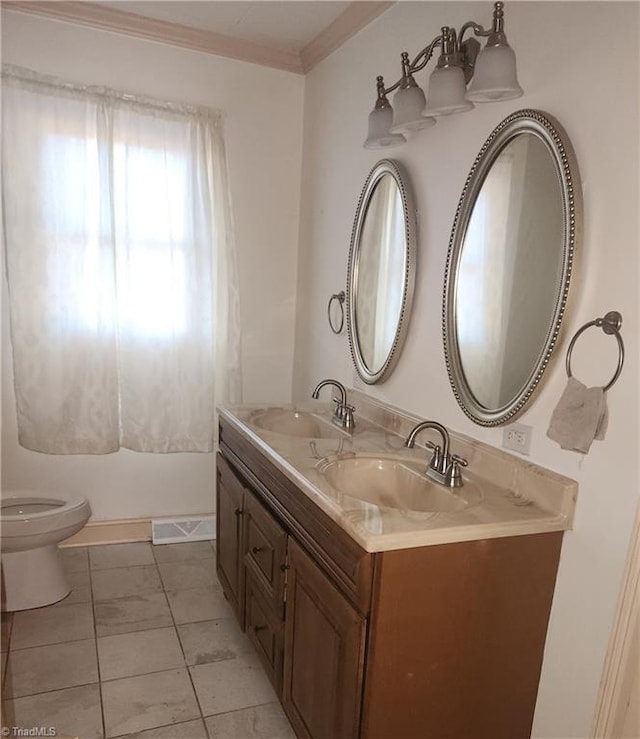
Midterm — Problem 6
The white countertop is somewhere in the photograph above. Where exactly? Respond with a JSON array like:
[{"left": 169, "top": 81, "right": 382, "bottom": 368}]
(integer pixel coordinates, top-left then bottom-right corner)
[{"left": 219, "top": 398, "right": 577, "bottom": 553}]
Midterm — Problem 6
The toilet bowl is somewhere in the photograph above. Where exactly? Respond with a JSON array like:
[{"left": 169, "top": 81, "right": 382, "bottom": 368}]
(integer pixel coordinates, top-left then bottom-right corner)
[{"left": 1, "top": 491, "right": 91, "bottom": 611}]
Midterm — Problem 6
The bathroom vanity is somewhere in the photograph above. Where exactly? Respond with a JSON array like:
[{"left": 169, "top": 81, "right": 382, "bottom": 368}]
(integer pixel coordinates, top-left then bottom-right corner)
[{"left": 216, "top": 393, "right": 577, "bottom": 739}]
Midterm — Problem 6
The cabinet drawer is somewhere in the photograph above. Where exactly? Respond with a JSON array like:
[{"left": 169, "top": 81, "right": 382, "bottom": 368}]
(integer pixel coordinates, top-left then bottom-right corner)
[
  {"left": 244, "top": 489, "right": 287, "bottom": 613},
  {"left": 245, "top": 572, "right": 283, "bottom": 692}
]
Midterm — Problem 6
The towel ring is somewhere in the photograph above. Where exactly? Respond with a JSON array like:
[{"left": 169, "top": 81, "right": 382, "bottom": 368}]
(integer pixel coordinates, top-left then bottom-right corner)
[
  {"left": 327, "top": 291, "right": 345, "bottom": 334},
  {"left": 565, "top": 311, "right": 624, "bottom": 392}
]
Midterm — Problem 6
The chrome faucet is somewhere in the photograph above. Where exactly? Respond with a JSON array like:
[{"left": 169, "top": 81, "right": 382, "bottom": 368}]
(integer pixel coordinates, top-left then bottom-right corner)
[
  {"left": 311, "top": 379, "right": 355, "bottom": 430},
  {"left": 405, "top": 420, "right": 467, "bottom": 488}
]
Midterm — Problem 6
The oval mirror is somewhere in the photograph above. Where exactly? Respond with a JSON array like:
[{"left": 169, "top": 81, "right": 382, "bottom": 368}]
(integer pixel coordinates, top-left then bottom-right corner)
[
  {"left": 347, "top": 159, "right": 416, "bottom": 384},
  {"left": 443, "top": 110, "right": 581, "bottom": 425}
]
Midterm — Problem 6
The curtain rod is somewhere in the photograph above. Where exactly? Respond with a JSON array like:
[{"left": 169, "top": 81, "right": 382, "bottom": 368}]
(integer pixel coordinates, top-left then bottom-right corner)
[{"left": 2, "top": 64, "right": 223, "bottom": 123}]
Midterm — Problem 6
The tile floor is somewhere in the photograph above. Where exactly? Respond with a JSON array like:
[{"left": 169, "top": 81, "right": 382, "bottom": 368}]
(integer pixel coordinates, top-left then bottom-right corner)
[{"left": 1, "top": 541, "right": 296, "bottom": 739}]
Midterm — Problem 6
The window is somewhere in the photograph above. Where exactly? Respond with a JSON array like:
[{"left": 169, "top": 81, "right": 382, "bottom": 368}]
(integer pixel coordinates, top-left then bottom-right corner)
[{"left": 2, "top": 66, "right": 241, "bottom": 454}]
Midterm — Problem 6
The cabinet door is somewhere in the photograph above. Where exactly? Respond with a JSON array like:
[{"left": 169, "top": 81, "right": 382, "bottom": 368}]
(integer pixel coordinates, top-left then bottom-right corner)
[
  {"left": 283, "top": 539, "right": 365, "bottom": 739},
  {"left": 216, "top": 453, "right": 245, "bottom": 624}
]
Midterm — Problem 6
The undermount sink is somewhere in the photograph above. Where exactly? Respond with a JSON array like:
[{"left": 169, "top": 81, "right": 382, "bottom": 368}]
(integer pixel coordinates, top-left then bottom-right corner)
[
  {"left": 248, "top": 408, "right": 347, "bottom": 439},
  {"left": 318, "top": 454, "right": 481, "bottom": 513}
]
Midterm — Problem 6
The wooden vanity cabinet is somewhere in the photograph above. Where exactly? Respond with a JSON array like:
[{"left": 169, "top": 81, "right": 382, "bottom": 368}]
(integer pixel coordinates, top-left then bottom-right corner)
[{"left": 216, "top": 417, "right": 564, "bottom": 739}]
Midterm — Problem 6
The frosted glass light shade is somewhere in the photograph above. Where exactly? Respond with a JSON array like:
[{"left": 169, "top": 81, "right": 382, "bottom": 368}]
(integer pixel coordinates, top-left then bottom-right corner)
[
  {"left": 466, "top": 43, "right": 523, "bottom": 102},
  {"left": 424, "top": 65, "right": 474, "bottom": 117},
  {"left": 364, "top": 106, "right": 406, "bottom": 149},
  {"left": 389, "top": 84, "right": 435, "bottom": 135}
]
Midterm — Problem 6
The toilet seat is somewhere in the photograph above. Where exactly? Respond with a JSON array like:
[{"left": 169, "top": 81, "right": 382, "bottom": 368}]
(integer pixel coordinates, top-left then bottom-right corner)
[
  {"left": 2, "top": 495, "right": 86, "bottom": 518},
  {"left": 1, "top": 495, "right": 90, "bottom": 539},
  {"left": 2, "top": 497, "right": 66, "bottom": 516}
]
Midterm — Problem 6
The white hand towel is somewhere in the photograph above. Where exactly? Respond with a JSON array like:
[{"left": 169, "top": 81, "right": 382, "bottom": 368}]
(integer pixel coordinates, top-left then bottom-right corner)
[{"left": 546, "top": 377, "right": 608, "bottom": 453}]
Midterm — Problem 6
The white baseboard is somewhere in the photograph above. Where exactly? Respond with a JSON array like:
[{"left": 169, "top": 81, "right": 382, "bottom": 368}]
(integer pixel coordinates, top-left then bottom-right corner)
[{"left": 60, "top": 513, "right": 215, "bottom": 547}]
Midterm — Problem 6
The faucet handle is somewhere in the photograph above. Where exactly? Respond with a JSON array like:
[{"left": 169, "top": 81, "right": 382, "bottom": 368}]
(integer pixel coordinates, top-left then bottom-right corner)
[
  {"left": 427, "top": 444, "right": 443, "bottom": 471},
  {"left": 451, "top": 453, "right": 468, "bottom": 467},
  {"left": 342, "top": 403, "right": 356, "bottom": 430},
  {"left": 447, "top": 454, "right": 468, "bottom": 488},
  {"left": 332, "top": 397, "right": 344, "bottom": 420}
]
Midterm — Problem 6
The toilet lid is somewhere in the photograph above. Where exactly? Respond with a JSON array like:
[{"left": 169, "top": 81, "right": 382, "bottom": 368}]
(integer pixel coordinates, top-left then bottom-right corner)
[{"left": 2, "top": 499, "right": 64, "bottom": 516}]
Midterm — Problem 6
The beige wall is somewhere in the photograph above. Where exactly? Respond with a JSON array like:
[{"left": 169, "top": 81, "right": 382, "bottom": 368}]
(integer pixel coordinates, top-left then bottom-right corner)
[
  {"left": 1, "top": 10, "right": 304, "bottom": 519},
  {"left": 293, "top": 2, "right": 639, "bottom": 737}
]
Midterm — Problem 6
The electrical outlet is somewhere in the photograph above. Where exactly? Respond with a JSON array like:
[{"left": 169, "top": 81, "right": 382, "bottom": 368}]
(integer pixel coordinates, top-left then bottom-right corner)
[{"left": 502, "top": 423, "right": 532, "bottom": 455}]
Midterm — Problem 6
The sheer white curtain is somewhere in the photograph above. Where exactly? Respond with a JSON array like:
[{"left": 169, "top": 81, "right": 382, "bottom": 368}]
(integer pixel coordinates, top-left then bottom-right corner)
[{"left": 1, "top": 66, "right": 242, "bottom": 454}]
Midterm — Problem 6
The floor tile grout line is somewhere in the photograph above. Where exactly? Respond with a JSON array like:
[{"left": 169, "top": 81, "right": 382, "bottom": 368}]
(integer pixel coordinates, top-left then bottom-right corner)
[
  {"left": 90, "top": 563, "right": 158, "bottom": 572},
  {"left": 87, "top": 548, "right": 108, "bottom": 739},
  {"left": 8, "top": 601, "right": 96, "bottom": 653},
  {"left": 93, "top": 587, "right": 218, "bottom": 638},
  {"left": 152, "top": 548, "right": 217, "bottom": 565},
  {"left": 4, "top": 634, "right": 96, "bottom": 657},
  {"left": 203, "top": 698, "right": 283, "bottom": 721},
  {"left": 178, "top": 544, "right": 220, "bottom": 739},
  {"left": 1, "top": 612, "right": 14, "bottom": 695},
  {"left": 98, "top": 662, "right": 196, "bottom": 685},
  {"left": 92, "top": 587, "right": 165, "bottom": 607},
  {"left": 9, "top": 633, "right": 95, "bottom": 654},
  {"left": 162, "top": 549, "right": 209, "bottom": 725},
  {"left": 88, "top": 541, "right": 155, "bottom": 572},
  {"left": 4, "top": 676, "right": 101, "bottom": 702},
  {"left": 107, "top": 716, "right": 209, "bottom": 739}
]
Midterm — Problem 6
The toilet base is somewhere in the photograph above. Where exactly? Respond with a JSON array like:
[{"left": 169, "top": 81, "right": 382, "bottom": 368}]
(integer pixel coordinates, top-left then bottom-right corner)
[{"left": 1, "top": 544, "right": 71, "bottom": 611}]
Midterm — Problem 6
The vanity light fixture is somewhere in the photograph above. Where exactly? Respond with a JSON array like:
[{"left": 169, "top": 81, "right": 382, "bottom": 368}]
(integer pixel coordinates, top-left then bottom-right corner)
[{"left": 364, "top": 1, "right": 523, "bottom": 149}]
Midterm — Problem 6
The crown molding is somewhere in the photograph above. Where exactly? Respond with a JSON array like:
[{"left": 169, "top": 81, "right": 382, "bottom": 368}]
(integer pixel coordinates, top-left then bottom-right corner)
[
  {"left": 300, "top": 2, "right": 394, "bottom": 73},
  {"left": 2, "top": 1, "right": 303, "bottom": 73},
  {"left": 2, "top": 1, "right": 395, "bottom": 75}
]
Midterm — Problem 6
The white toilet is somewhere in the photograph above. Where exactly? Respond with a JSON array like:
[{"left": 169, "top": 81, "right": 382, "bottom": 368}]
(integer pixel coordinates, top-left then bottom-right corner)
[{"left": 1, "top": 491, "right": 91, "bottom": 611}]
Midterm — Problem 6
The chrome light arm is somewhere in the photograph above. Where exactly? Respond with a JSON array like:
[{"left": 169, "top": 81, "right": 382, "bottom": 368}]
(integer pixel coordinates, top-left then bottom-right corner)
[
  {"left": 406, "top": 34, "right": 443, "bottom": 76},
  {"left": 457, "top": 2, "right": 509, "bottom": 80},
  {"left": 374, "top": 35, "right": 442, "bottom": 101},
  {"left": 459, "top": 1, "right": 507, "bottom": 45}
]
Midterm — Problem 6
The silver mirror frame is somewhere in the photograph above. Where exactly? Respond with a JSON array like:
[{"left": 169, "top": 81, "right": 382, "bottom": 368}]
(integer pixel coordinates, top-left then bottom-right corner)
[
  {"left": 347, "top": 159, "right": 417, "bottom": 384},
  {"left": 443, "top": 109, "right": 582, "bottom": 426}
]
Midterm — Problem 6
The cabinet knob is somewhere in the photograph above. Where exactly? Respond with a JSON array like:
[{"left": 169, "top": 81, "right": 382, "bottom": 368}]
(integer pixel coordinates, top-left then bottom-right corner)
[
  {"left": 253, "top": 624, "right": 267, "bottom": 633},
  {"left": 234, "top": 508, "right": 243, "bottom": 517},
  {"left": 280, "top": 563, "right": 290, "bottom": 572},
  {"left": 251, "top": 546, "right": 264, "bottom": 555}
]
